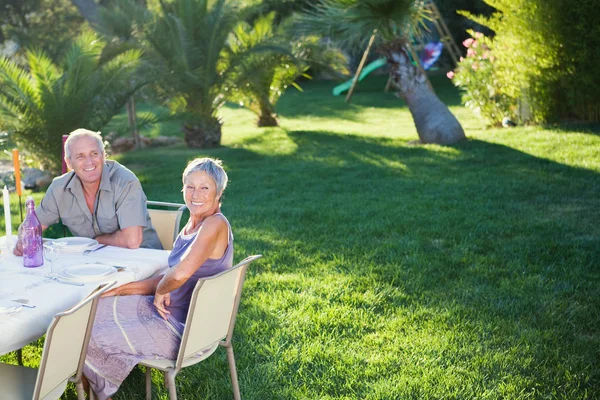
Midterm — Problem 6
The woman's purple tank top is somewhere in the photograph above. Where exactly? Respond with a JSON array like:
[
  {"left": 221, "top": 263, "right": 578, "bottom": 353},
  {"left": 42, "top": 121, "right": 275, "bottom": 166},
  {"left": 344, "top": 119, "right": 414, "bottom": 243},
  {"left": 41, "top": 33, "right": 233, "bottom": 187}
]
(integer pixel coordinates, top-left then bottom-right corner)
[{"left": 166, "top": 213, "right": 234, "bottom": 323}]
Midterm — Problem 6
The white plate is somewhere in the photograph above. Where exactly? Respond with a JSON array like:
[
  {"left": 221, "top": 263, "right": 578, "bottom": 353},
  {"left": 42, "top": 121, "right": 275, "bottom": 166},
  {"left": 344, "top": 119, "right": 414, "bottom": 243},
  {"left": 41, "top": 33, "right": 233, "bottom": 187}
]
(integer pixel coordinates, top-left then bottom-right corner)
[
  {"left": 0, "top": 300, "right": 22, "bottom": 316},
  {"left": 60, "top": 264, "right": 117, "bottom": 282},
  {"left": 51, "top": 237, "right": 99, "bottom": 253}
]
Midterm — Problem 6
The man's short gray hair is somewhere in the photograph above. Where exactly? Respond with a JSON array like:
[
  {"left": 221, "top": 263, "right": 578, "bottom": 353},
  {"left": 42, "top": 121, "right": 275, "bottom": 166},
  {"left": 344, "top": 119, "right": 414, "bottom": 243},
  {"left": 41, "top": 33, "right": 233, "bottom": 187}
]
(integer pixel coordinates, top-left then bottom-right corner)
[
  {"left": 182, "top": 158, "right": 228, "bottom": 195},
  {"left": 64, "top": 129, "right": 105, "bottom": 160}
]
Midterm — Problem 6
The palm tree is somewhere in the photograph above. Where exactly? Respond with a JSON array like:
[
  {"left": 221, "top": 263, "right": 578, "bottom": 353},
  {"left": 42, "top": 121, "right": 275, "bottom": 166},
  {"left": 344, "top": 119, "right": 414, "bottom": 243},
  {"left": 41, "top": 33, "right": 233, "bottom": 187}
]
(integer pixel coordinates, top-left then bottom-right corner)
[
  {"left": 0, "top": 30, "right": 143, "bottom": 172},
  {"left": 228, "top": 12, "right": 349, "bottom": 127},
  {"left": 228, "top": 13, "right": 300, "bottom": 127},
  {"left": 142, "top": 0, "right": 245, "bottom": 148},
  {"left": 297, "top": 0, "right": 466, "bottom": 144}
]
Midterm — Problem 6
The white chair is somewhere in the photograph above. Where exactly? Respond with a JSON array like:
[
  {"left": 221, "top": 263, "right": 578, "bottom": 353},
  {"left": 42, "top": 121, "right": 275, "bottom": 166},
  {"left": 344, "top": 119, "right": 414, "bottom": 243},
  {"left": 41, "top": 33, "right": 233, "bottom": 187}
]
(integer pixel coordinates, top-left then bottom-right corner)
[
  {"left": 140, "top": 255, "right": 262, "bottom": 400},
  {"left": 0, "top": 281, "right": 115, "bottom": 400},
  {"left": 147, "top": 200, "right": 186, "bottom": 250}
]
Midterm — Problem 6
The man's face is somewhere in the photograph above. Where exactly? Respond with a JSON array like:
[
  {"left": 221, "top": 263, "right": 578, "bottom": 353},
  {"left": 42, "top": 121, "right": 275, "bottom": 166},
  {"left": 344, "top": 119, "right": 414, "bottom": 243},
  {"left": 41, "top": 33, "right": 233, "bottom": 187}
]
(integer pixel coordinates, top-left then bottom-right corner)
[{"left": 65, "top": 136, "right": 105, "bottom": 186}]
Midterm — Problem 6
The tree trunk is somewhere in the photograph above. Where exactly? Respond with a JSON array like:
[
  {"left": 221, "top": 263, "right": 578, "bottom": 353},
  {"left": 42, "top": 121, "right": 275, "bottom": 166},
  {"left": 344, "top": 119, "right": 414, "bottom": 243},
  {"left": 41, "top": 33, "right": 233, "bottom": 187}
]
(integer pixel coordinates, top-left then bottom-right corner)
[
  {"left": 257, "top": 101, "right": 279, "bottom": 127},
  {"left": 70, "top": 0, "right": 101, "bottom": 26},
  {"left": 380, "top": 39, "right": 466, "bottom": 145},
  {"left": 126, "top": 97, "right": 142, "bottom": 149},
  {"left": 182, "top": 118, "right": 222, "bottom": 148}
]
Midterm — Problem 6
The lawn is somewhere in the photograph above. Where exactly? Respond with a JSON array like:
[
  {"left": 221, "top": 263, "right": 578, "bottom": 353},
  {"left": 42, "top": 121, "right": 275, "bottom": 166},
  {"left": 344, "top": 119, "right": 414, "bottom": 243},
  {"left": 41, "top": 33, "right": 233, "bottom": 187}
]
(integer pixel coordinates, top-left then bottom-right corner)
[{"left": 2, "top": 75, "right": 600, "bottom": 399}]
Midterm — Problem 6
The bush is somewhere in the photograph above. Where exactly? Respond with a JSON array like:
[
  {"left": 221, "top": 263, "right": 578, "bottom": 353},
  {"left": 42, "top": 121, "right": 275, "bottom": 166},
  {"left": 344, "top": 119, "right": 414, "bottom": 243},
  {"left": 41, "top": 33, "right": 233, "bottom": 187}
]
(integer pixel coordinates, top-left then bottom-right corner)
[
  {"left": 450, "top": 33, "right": 513, "bottom": 126},
  {"left": 453, "top": 0, "right": 599, "bottom": 125}
]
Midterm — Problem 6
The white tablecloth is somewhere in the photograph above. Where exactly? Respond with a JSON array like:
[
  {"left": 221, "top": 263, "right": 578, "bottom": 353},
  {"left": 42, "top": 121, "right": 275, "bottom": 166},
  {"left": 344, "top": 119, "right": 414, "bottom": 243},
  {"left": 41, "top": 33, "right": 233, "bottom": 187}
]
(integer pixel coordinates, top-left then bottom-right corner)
[{"left": 0, "top": 239, "right": 170, "bottom": 355}]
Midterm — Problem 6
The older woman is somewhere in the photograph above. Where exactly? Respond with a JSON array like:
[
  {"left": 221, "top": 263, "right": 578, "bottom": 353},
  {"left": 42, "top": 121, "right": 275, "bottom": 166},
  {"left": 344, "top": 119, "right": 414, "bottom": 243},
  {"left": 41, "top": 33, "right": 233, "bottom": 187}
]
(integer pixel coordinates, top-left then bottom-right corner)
[{"left": 83, "top": 158, "right": 233, "bottom": 400}]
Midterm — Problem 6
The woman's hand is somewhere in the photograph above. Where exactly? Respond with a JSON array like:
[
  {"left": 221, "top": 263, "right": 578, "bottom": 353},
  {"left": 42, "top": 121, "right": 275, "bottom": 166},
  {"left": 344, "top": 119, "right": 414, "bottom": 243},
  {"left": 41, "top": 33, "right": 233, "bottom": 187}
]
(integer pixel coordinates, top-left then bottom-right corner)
[{"left": 154, "top": 291, "right": 171, "bottom": 320}]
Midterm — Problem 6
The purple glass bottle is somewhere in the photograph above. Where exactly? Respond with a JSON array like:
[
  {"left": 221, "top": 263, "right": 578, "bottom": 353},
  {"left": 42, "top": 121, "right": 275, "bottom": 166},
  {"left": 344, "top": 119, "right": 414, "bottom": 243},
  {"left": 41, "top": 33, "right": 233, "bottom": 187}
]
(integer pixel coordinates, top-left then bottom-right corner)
[{"left": 22, "top": 196, "right": 43, "bottom": 267}]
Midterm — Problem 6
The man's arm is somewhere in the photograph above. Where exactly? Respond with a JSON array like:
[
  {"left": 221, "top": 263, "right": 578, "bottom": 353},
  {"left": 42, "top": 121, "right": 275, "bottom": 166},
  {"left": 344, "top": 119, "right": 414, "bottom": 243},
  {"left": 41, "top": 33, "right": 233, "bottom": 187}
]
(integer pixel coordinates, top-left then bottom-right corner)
[
  {"left": 108, "top": 178, "right": 148, "bottom": 249},
  {"left": 95, "top": 225, "right": 143, "bottom": 249}
]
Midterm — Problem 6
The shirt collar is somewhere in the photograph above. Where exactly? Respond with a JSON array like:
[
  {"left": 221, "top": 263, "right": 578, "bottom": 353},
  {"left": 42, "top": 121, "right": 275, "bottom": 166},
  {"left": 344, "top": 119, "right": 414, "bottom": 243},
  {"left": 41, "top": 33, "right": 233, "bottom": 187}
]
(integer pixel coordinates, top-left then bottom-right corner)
[
  {"left": 63, "top": 161, "right": 113, "bottom": 193},
  {"left": 99, "top": 161, "right": 113, "bottom": 192}
]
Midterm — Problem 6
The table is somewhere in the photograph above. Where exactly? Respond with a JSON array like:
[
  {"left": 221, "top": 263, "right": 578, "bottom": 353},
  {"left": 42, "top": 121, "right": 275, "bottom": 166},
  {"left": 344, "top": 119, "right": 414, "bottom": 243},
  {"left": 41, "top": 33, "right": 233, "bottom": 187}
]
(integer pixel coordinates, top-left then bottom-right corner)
[{"left": 0, "top": 239, "right": 170, "bottom": 355}]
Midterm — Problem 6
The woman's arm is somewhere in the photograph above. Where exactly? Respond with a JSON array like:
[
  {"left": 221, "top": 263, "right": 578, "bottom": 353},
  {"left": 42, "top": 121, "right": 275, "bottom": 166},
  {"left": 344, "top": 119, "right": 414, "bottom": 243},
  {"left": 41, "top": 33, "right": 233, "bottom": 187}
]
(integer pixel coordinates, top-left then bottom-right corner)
[
  {"left": 102, "top": 275, "right": 163, "bottom": 297},
  {"left": 153, "top": 215, "right": 227, "bottom": 319}
]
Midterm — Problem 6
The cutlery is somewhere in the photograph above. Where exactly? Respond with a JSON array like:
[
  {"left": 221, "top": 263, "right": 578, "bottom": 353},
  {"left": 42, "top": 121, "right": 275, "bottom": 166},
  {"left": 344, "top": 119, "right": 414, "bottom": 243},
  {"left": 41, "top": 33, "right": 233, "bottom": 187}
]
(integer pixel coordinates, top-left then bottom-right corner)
[
  {"left": 12, "top": 300, "right": 36, "bottom": 309},
  {"left": 46, "top": 274, "right": 85, "bottom": 286},
  {"left": 84, "top": 244, "right": 108, "bottom": 254},
  {"left": 86, "top": 262, "right": 127, "bottom": 272}
]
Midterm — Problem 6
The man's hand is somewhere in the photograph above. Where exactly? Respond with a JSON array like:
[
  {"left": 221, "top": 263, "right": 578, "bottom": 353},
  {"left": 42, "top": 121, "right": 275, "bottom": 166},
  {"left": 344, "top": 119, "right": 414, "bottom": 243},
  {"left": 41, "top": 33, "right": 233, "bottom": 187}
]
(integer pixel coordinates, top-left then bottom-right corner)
[
  {"left": 12, "top": 224, "right": 23, "bottom": 256},
  {"left": 12, "top": 237, "right": 23, "bottom": 256}
]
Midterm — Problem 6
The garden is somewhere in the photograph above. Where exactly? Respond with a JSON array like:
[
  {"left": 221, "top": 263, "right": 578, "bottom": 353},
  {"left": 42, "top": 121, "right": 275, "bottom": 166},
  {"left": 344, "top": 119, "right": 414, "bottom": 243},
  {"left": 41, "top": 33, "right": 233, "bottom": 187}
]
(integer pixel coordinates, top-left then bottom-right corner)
[{"left": 0, "top": 0, "right": 599, "bottom": 399}]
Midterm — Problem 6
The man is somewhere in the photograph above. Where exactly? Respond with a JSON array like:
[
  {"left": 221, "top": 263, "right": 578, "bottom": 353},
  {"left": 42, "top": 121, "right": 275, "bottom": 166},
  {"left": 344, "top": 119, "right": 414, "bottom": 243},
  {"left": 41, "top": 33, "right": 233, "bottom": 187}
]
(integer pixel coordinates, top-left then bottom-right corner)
[{"left": 14, "top": 129, "right": 162, "bottom": 255}]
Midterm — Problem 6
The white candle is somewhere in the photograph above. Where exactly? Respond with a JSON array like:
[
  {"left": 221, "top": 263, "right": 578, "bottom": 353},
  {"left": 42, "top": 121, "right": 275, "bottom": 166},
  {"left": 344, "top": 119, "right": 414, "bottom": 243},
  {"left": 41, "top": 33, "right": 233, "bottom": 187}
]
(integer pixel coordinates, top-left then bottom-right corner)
[{"left": 3, "top": 185, "right": 12, "bottom": 245}]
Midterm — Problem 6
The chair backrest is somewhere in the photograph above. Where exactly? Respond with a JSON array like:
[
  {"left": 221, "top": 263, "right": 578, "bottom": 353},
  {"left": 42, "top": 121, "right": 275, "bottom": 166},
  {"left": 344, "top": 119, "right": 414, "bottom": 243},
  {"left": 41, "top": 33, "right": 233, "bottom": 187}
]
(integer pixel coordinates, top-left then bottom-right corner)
[
  {"left": 147, "top": 201, "right": 186, "bottom": 250},
  {"left": 32, "top": 281, "right": 115, "bottom": 400},
  {"left": 176, "top": 255, "right": 262, "bottom": 369}
]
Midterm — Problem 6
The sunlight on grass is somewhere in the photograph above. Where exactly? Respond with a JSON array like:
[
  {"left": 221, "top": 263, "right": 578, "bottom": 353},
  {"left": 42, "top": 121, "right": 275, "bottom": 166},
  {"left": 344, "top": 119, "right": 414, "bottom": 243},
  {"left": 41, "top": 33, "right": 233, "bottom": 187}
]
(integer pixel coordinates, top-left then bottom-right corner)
[{"left": 2, "top": 75, "right": 599, "bottom": 400}]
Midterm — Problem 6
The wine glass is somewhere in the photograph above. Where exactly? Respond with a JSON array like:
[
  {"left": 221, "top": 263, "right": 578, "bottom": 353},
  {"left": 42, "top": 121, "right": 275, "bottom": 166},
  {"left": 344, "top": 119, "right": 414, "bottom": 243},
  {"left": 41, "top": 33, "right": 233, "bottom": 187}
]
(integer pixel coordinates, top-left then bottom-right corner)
[{"left": 44, "top": 242, "right": 61, "bottom": 277}]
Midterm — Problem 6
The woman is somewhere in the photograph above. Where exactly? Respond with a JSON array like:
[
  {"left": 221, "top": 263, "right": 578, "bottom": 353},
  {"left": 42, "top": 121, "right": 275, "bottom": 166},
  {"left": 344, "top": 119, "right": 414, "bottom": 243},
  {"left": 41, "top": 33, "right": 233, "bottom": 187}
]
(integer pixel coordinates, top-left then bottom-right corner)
[{"left": 83, "top": 158, "right": 233, "bottom": 400}]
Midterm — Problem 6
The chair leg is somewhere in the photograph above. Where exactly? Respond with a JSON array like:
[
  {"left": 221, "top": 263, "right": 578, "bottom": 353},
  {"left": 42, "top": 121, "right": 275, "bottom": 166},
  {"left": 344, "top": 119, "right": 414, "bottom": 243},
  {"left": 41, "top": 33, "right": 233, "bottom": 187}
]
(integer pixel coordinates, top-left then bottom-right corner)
[
  {"left": 166, "top": 369, "right": 178, "bottom": 400},
  {"left": 16, "top": 349, "right": 23, "bottom": 365},
  {"left": 226, "top": 345, "right": 241, "bottom": 400},
  {"left": 145, "top": 366, "right": 152, "bottom": 400},
  {"left": 75, "top": 381, "right": 86, "bottom": 400}
]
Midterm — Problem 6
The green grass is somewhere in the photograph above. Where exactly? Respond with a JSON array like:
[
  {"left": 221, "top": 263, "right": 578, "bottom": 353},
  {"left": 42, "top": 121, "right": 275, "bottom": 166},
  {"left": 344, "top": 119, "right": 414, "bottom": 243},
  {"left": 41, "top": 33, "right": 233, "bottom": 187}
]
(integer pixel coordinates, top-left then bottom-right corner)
[{"left": 2, "top": 75, "right": 599, "bottom": 399}]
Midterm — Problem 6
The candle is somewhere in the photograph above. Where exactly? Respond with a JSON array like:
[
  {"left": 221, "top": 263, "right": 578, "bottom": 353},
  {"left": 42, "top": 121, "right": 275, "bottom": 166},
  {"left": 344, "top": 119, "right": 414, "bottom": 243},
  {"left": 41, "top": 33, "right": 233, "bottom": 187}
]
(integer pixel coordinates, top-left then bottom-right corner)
[
  {"left": 12, "top": 149, "right": 21, "bottom": 196},
  {"left": 3, "top": 185, "right": 12, "bottom": 245}
]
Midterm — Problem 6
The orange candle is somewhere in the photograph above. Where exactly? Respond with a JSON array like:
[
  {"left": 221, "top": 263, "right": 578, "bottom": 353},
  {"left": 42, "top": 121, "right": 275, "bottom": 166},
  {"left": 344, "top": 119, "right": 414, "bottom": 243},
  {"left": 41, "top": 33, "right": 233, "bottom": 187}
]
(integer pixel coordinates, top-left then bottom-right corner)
[{"left": 12, "top": 149, "right": 22, "bottom": 196}]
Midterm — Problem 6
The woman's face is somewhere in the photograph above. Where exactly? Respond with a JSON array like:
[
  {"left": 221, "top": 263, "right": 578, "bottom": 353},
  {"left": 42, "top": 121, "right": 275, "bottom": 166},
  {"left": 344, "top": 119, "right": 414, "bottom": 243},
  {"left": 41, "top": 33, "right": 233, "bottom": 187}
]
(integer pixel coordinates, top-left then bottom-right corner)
[{"left": 183, "top": 171, "right": 221, "bottom": 219}]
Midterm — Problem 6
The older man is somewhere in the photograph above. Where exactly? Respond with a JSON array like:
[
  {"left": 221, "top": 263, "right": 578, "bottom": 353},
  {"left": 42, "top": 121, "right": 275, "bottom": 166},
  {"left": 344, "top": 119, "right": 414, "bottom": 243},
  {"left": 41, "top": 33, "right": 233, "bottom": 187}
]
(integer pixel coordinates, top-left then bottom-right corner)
[{"left": 14, "top": 128, "right": 162, "bottom": 254}]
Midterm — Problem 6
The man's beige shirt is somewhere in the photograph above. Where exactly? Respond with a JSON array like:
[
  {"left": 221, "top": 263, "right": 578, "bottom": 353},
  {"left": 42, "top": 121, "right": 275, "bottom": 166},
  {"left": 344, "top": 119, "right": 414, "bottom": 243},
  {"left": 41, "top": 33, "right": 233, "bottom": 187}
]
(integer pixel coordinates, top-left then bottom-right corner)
[{"left": 36, "top": 160, "right": 162, "bottom": 249}]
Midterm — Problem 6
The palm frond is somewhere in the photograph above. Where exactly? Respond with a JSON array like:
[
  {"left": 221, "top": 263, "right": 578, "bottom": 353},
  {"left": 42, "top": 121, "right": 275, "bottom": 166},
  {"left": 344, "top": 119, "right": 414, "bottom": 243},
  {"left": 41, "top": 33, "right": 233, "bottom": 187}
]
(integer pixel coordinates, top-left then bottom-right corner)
[
  {"left": 0, "top": 31, "right": 143, "bottom": 172},
  {"left": 0, "top": 57, "right": 39, "bottom": 122},
  {"left": 295, "top": 0, "right": 423, "bottom": 50},
  {"left": 98, "top": 0, "right": 151, "bottom": 41},
  {"left": 144, "top": 0, "right": 241, "bottom": 119}
]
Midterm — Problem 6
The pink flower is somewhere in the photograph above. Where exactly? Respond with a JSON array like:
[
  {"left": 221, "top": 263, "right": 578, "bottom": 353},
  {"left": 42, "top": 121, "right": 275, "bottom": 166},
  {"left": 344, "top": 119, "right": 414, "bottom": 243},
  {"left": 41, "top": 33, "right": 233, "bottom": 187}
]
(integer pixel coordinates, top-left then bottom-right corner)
[
  {"left": 446, "top": 71, "right": 455, "bottom": 79},
  {"left": 467, "top": 48, "right": 476, "bottom": 57},
  {"left": 475, "top": 32, "right": 484, "bottom": 39},
  {"left": 460, "top": 57, "right": 464, "bottom": 62},
  {"left": 482, "top": 51, "right": 490, "bottom": 60},
  {"left": 472, "top": 40, "right": 478, "bottom": 48},
  {"left": 472, "top": 62, "right": 479, "bottom": 71},
  {"left": 463, "top": 38, "right": 474, "bottom": 48}
]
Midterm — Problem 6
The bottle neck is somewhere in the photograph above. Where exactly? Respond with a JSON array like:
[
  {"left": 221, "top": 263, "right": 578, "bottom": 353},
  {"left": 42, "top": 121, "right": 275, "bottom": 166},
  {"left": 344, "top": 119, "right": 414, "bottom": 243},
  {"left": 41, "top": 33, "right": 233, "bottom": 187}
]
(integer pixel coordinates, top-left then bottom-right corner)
[{"left": 25, "top": 199, "right": 36, "bottom": 214}]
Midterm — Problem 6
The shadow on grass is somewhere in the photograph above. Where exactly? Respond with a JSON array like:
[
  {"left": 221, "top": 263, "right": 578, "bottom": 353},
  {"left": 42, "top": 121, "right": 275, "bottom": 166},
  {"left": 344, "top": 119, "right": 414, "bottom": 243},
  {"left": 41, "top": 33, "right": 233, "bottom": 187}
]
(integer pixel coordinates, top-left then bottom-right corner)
[
  {"left": 543, "top": 122, "right": 600, "bottom": 135},
  {"left": 47, "top": 130, "right": 598, "bottom": 399},
  {"left": 275, "top": 75, "right": 462, "bottom": 121}
]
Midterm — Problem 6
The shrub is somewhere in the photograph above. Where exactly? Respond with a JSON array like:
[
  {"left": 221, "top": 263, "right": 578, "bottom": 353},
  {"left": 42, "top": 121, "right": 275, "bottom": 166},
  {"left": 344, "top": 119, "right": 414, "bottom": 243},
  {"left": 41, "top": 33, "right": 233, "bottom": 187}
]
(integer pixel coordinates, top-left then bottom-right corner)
[
  {"left": 453, "top": 0, "right": 599, "bottom": 125},
  {"left": 450, "top": 32, "right": 513, "bottom": 126}
]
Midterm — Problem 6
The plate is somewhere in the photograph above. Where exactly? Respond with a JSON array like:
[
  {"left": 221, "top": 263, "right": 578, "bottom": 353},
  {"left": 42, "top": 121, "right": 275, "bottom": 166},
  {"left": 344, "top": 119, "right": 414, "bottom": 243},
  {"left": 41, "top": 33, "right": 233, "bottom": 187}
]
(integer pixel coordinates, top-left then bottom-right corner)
[
  {"left": 60, "top": 264, "right": 117, "bottom": 282},
  {"left": 51, "top": 237, "right": 99, "bottom": 253},
  {"left": 0, "top": 300, "right": 22, "bottom": 316}
]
